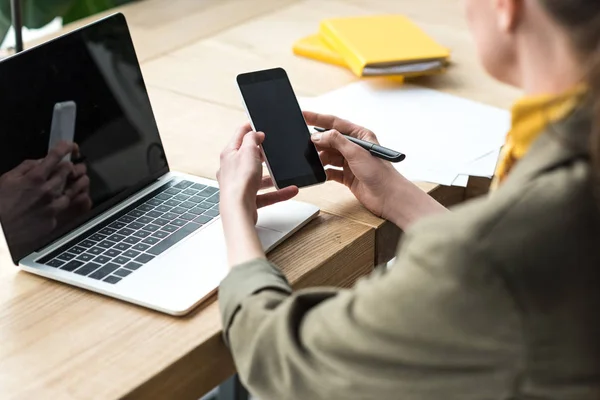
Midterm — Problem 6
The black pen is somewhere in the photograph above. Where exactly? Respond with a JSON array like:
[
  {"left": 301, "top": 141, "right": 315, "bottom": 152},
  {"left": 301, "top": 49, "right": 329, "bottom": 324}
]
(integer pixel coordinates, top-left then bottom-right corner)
[{"left": 312, "top": 127, "right": 406, "bottom": 163}]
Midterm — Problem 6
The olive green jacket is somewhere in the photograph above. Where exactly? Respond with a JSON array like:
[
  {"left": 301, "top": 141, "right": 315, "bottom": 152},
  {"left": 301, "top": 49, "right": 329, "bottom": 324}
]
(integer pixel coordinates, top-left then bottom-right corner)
[{"left": 219, "top": 109, "right": 600, "bottom": 400}]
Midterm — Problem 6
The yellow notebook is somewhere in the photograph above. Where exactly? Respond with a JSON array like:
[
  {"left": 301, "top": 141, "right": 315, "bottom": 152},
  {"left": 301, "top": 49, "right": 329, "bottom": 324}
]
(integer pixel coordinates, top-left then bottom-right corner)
[
  {"left": 293, "top": 34, "right": 347, "bottom": 67},
  {"left": 320, "top": 15, "right": 450, "bottom": 77}
]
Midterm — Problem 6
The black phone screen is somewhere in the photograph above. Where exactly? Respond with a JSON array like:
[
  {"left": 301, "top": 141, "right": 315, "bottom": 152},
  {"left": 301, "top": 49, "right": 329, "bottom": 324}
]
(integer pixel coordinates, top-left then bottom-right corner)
[{"left": 237, "top": 68, "right": 326, "bottom": 188}]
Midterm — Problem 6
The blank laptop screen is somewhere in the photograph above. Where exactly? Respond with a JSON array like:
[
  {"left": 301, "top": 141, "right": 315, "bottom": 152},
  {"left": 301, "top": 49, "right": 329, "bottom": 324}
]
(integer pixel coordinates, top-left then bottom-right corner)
[{"left": 0, "top": 14, "right": 168, "bottom": 263}]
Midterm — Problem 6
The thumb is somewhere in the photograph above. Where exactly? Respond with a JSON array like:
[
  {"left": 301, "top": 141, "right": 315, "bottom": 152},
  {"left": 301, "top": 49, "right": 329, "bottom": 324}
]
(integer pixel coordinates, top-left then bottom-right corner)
[
  {"left": 241, "top": 130, "right": 265, "bottom": 149},
  {"left": 311, "top": 129, "right": 358, "bottom": 160}
]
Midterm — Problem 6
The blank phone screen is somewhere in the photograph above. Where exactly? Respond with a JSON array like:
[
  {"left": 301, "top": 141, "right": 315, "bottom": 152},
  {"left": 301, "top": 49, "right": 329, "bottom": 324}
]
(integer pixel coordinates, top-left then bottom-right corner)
[{"left": 239, "top": 71, "right": 325, "bottom": 188}]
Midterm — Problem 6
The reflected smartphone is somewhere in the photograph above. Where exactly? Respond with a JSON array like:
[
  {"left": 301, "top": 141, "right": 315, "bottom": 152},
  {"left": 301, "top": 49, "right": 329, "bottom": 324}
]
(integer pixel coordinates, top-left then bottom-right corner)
[
  {"left": 237, "top": 68, "right": 326, "bottom": 189},
  {"left": 48, "top": 101, "right": 77, "bottom": 162}
]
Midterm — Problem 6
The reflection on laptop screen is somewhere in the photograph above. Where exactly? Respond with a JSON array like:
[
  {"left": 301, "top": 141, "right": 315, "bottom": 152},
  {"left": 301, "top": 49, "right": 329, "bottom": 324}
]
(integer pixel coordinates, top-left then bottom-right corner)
[{"left": 0, "top": 14, "right": 168, "bottom": 263}]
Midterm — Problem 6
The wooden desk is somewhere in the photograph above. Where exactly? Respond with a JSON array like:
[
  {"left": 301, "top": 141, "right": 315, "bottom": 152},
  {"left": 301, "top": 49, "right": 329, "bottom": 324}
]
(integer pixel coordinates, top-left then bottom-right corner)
[{"left": 1, "top": 0, "right": 521, "bottom": 399}]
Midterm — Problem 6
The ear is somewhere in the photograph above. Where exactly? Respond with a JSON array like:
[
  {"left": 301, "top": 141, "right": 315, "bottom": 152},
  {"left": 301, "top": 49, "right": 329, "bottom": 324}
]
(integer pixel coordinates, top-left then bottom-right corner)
[{"left": 495, "top": 0, "right": 523, "bottom": 32}]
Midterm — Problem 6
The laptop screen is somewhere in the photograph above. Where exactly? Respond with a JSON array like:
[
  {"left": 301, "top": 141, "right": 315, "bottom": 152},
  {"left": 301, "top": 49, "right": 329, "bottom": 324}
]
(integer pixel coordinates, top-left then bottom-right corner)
[{"left": 0, "top": 14, "right": 169, "bottom": 263}]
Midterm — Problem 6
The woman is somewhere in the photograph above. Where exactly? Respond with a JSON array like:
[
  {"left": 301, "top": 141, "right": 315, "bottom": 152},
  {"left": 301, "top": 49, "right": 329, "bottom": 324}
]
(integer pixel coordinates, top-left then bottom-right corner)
[{"left": 217, "top": 0, "right": 600, "bottom": 398}]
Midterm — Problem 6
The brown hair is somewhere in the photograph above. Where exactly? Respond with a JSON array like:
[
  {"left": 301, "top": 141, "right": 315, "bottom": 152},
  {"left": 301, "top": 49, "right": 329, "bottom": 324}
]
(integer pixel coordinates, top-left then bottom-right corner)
[{"left": 539, "top": 0, "right": 600, "bottom": 164}]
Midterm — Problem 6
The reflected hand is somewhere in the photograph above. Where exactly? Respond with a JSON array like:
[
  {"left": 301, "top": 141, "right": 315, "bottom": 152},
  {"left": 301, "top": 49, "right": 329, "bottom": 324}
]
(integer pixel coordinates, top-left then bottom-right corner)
[{"left": 0, "top": 142, "right": 76, "bottom": 250}]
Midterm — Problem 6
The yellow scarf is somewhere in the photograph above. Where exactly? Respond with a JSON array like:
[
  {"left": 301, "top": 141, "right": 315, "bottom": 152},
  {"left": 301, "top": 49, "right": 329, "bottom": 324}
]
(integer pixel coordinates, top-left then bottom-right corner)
[{"left": 493, "top": 86, "right": 586, "bottom": 186}]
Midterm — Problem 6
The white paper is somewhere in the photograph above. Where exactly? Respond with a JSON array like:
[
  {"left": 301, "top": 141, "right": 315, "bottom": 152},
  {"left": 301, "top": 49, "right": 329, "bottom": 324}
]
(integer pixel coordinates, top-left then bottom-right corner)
[
  {"left": 300, "top": 81, "right": 509, "bottom": 186},
  {"left": 452, "top": 174, "right": 470, "bottom": 187}
]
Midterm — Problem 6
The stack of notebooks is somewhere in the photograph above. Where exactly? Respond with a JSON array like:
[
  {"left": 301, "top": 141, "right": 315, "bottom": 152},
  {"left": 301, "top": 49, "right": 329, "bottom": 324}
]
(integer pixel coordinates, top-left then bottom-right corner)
[{"left": 293, "top": 15, "right": 450, "bottom": 78}]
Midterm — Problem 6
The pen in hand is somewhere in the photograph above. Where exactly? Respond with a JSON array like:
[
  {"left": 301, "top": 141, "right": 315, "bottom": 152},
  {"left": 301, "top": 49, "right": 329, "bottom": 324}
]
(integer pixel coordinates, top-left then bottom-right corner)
[{"left": 312, "top": 127, "right": 406, "bottom": 163}]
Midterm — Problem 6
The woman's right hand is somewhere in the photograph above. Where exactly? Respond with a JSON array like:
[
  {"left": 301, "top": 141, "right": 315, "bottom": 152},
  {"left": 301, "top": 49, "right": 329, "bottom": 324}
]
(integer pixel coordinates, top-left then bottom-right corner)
[
  {"left": 305, "top": 111, "right": 402, "bottom": 221},
  {"left": 305, "top": 111, "right": 447, "bottom": 230}
]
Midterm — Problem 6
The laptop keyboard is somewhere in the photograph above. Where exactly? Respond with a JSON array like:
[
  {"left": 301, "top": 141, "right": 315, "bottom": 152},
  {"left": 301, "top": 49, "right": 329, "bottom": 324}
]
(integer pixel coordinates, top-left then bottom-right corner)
[{"left": 39, "top": 180, "right": 220, "bottom": 285}]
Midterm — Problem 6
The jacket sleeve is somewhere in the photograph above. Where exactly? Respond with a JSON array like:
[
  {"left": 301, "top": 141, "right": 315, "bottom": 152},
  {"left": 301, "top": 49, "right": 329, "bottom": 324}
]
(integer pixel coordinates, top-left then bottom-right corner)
[{"left": 218, "top": 230, "right": 524, "bottom": 400}]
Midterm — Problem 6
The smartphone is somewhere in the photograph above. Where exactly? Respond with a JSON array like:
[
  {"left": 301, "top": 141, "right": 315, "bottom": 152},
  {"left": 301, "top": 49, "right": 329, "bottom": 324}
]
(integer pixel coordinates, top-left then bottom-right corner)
[
  {"left": 48, "top": 101, "right": 77, "bottom": 162},
  {"left": 237, "top": 68, "right": 326, "bottom": 189}
]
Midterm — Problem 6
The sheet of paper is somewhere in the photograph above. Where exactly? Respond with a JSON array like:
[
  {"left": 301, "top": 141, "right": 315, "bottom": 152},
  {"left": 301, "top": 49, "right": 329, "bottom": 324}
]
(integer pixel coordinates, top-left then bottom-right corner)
[
  {"left": 300, "top": 81, "right": 509, "bottom": 185},
  {"left": 452, "top": 174, "right": 469, "bottom": 187}
]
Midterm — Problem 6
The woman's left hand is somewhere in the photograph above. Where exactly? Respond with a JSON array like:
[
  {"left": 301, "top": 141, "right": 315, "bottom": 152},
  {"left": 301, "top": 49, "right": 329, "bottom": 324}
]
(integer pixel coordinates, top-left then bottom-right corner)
[{"left": 217, "top": 123, "right": 299, "bottom": 266}]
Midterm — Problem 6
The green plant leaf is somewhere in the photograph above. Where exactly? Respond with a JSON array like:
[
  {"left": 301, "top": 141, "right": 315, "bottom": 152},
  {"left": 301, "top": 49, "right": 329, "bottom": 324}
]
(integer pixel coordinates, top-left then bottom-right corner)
[{"left": 0, "top": 0, "right": 136, "bottom": 45}]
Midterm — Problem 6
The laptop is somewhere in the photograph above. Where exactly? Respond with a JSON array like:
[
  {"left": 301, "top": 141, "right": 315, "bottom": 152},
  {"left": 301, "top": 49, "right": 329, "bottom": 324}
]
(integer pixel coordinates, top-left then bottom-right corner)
[{"left": 0, "top": 13, "right": 319, "bottom": 315}]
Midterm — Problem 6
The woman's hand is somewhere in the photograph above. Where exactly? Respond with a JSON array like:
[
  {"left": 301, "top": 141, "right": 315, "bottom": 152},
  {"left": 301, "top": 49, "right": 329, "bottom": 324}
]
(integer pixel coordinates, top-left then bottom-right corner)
[
  {"left": 305, "top": 111, "right": 446, "bottom": 230},
  {"left": 217, "top": 123, "right": 299, "bottom": 267}
]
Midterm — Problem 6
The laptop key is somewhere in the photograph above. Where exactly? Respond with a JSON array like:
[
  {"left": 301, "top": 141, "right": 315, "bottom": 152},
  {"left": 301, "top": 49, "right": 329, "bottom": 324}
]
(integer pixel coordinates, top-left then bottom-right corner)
[
  {"left": 204, "top": 209, "right": 220, "bottom": 217},
  {"left": 87, "top": 246, "right": 104, "bottom": 255},
  {"left": 124, "top": 236, "right": 141, "bottom": 244},
  {"left": 191, "top": 183, "right": 206, "bottom": 190},
  {"left": 146, "top": 199, "right": 163, "bottom": 206},
  {"left": 114, "top": 269, "right": 132, "bottom": 277},
  {"left": 188, "top": 207, "right": 204, "bottom": 215},
  {"left": 77, "top": 253, "right": 95, "bottom": 262},
  {"left": 161, "top": 212, "right": 178, "bottom": 220},
  {"left": 74, "top": 262, "right": 102, "bottom": 276},
  {"left": 155, "top": 193, "right": 172, "bottom": 201},
  {"left": 182, "top": 188, "right": 198, "bottom": 196},
  {"left": 89, "top": 233, "right": 106, "bottom": 242},
  {"left": 137, "top": 204, "right": 154, "bottom": 212},
  {"left": 179, "top": 213, "right": 196, "bottom": 221},
  {"left": 69, "top": 246, "right": 86, "bottom": 255},
  {"left": 135, "top": 254, "right": 155, "bottom": 264},
  {"left": 57, "top": 252, "right": 76, "bottom": 261},
  {"left": 133, "top": 230, "right": 151, "bottom": 238},
  {"left": 99, "top": 227, "right": 117, "bottom": 236},
  {"left": 132, "top": 243, "right": 150, "bottom": 252},
  {"left": 93, "top": 255, "right": 112, "bottom": 264},
  {"left": 46, "top": 259, "right": 65, "bottom": 268},
  {"left": 155, "top": 205, "right": 172, "bottom": 213},
  {"left": 118, "top": 215, "right": 136, "bottom": 224},
  {"left": 113, "top": 256, "right": 131, "bottom": 265},
  {"left": 205, "top": 194, "right": 219, "bottom": 204},
  {"left": 142, "top": 224, "right": 160, "bottom": 232},
  {"left": 165, "top": 188, "right": 182, "bottom": 195},
  {"left": 188, "top": 196, "right": 206, "bottom": 203},
  {"left": 173, "top": 194, "right": 190, "bottom": 202},
  {"left": 180, "top": 201, "right": 196, "bottom": 209},
  {"left": 118, "top": 228, "right": 135, "bottom": 236},
  {"left": 147, "top": 222, "right": 202, "bottom": 256},
  {"left": 200, "top": 187, "right": 218, "bottom": 196},
  {"left": 128, "top": 210, "right": 145, "bottom": 218},
  {"left": 146, "top": 210, "right": 163, "bottom": 219},
  {"left": 114, "top": 243, "right": 131, "bottom": 251},
  {"left": 164, "top": 199, "right": 181, "bottom": 207},
  {"left": 79, "top": 239, "right": 96, "bottom": 248},
  {"left": 109, "top": 221, "right": 127, "bottom": 230},
  {"left": 89, "top": 263, "right": 120, "bottom": 280},
  {"left": 170, "top": 207, "right": 187, "bottom": 215},
  {"left": 107, "top": 234, "right": 126, "bottom": 242},
  {"left": 152, "top": 230, "right": 169, "bottom": 239},
  {"left": 97, "top": 240, "right": 116, "bottom": 249},
  {"left": 194, "top": 215, "right": 213, "bottom": 224},
  {"left": 137, "top": 216, "right": 154, "bottom": 224},
  {"left": 142, "top": 237, "right": 160, "bottom": 245},
  {"left": 196, "top": 202, "right": 211, "bottom": 210},
  {"left": 174, "top": 180, "right": 193, "bottom": 189},
  {"left": 104, "top": 249, "right": 121, "bottom": 258},
  {"left": 123, "top": 249, "right": 141, "bottom": 258},
  {"left": 124, "top": 261, "right": 143, "bottom": 270},
  {"left": 127, "top": 221, "right": 144, "bottom": 230},
  {"left": 61, "top": 260, "right": 85, "bottom": 272},
  {"left": 170, "top": 219, "right": 188, "bottom": 227},
  {"left": 161, "top": 225, "right": 178, "bottom": 233},
  {"left": 103, "top": 276, "right": 122, "bottom": 284},
  {"left": 153, "top": 218, "right": 169, "bottom": 226}
]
